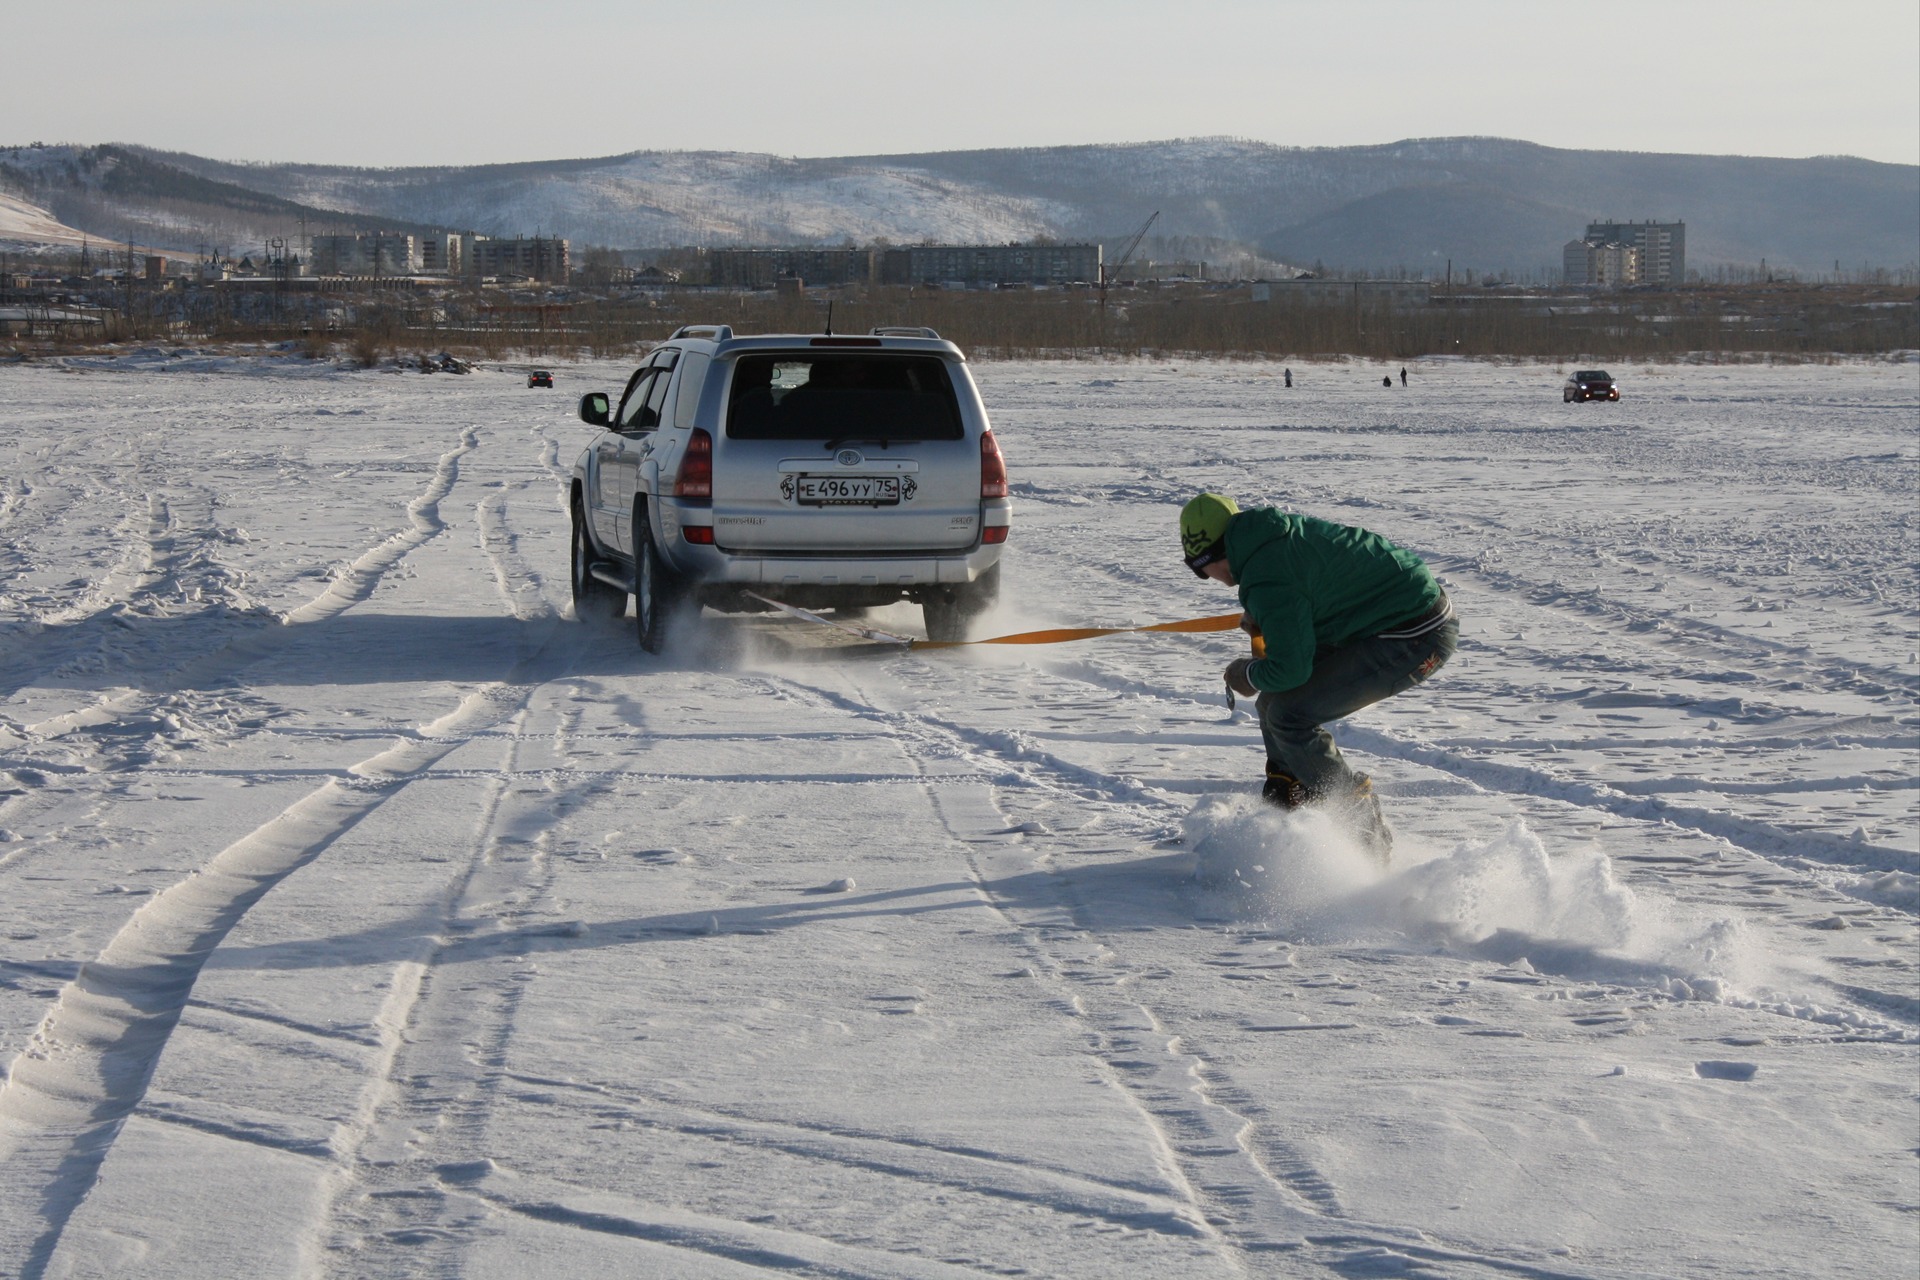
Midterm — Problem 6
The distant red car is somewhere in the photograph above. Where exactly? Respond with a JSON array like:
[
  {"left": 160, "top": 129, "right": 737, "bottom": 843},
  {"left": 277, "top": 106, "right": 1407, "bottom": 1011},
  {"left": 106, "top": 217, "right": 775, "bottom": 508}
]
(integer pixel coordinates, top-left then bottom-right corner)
[
  {"left": 528, "top": 370, "right": 554, "bottom": 388},
  {"left": 1564, "top": 370, "right": 1619, "bottom": 402}
]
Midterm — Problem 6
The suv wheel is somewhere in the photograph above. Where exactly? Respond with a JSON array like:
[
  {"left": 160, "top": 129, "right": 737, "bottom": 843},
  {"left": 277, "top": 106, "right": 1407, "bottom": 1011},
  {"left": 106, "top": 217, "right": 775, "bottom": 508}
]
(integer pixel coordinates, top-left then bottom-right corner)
[
  {"left": 633, "top": 510, "right": 685, "bottom": 654},
  {"left": 571, "top": 500, "right": 622, "bottom": 622},
  {"left": 922, "top": 563, "right": 999, "bottom": 643}
]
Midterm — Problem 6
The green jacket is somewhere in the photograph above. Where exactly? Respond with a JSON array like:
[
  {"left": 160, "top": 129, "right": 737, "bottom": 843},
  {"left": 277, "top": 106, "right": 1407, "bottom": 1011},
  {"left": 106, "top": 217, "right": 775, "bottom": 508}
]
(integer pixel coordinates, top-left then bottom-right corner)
[{"left": 1226, "top": 508, "right": 1442, "bottom": 693}]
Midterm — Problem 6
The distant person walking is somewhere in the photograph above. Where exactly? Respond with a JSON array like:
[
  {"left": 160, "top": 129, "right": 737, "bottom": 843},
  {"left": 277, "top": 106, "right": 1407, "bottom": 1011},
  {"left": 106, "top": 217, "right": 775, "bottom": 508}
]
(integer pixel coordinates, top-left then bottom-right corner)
[
  {"left": 1178, "top": 493, "right": 1458, "bottom": 861},
  {"left": 1284, "top": 367, "right": 1292, "bottom": 388},
  {"left": 1400, "top": 367, "right": 1408, "bottom": 386}
]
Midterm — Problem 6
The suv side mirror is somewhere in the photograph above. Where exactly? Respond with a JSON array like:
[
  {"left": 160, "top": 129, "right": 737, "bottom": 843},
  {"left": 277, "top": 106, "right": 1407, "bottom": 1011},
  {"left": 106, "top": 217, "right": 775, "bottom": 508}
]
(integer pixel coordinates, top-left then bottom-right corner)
[{"left": 579, "top": 392, "right": 610, "bottom": 427}]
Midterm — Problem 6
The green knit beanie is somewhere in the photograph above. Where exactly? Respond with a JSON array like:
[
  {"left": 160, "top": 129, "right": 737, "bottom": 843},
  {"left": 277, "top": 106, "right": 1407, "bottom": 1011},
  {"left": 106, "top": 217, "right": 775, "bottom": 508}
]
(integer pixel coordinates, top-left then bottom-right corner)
[{"left": 1180, "top": 493, "right": 1239, "bottom": 574}]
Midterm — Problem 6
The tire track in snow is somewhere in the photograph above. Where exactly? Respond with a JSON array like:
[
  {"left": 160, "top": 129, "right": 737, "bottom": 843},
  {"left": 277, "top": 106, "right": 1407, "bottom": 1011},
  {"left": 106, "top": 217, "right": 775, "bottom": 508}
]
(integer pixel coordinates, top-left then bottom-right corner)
[
  {"left": 0, "top": 448, "right": 569, "bottom": 1277},
  {"left": 311, "top": 475, "right": 577, "bottom": 1275},
  {"left": 803, "top": 672, "right": 1253, "bottom": 1264},
  {"left": 0, "top": 679, "right": 537, "bottom": 1278},
  {"left": 313, "top": 698, "right": 587, "bottom": 1277},
  {"left": 320, "top": 680, "right": 1222, "bottom": 1271},
  {"left": 910, "top": 771, "right": 1350, "bottom": 1263},
  {"left": 440, "top": 1164, "right": 1024, "bottom": 1280},
  {"left": 283, "top": 426, "right": 478, "bottom": 626},
  {"left": 781, "top": 669, "right": 1602, "bottom": 1278},
  {"left": 475, "top": 483, "right": 554, "bottom": 624},
  {"left": 0, "top": 486, "right": 164, "bottom": 711},
  {"left": 7, "top": 426, "right": 478, "bottom": 755},
  {"left": 0, "top": 429, "right": 258, "bottom": 704},
  {"left": 495, "top": 1068, "right": 1206, "bottom": 1235}
]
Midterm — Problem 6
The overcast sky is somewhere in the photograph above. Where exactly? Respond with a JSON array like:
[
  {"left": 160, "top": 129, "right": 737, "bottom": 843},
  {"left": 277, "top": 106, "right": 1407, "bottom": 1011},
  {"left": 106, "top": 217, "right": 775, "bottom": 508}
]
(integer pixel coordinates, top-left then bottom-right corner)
[{"left": 11, "top": 0, "right": 1918, "bottom": 168}]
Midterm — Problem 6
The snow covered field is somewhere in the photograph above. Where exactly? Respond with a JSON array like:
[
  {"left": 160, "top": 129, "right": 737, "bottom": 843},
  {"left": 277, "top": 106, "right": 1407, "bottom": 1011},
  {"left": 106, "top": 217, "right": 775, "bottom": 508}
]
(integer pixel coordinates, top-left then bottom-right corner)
[{"left": 0, "top": 350, "right": 1914, "bottom": 1279}]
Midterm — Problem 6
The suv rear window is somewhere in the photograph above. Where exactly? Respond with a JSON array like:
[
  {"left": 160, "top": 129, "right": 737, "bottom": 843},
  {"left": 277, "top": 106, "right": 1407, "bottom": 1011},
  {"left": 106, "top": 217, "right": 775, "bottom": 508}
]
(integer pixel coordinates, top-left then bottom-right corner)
[{"left": 726, "top": 354, "right": 963, "bottom": 442}]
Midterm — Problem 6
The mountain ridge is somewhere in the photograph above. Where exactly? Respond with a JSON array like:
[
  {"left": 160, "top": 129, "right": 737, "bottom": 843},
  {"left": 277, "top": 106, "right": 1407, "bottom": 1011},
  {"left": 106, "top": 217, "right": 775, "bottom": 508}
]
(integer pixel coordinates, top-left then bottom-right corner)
[{"left": 3, "top": 136, "right": 1913, "bottom": 276}]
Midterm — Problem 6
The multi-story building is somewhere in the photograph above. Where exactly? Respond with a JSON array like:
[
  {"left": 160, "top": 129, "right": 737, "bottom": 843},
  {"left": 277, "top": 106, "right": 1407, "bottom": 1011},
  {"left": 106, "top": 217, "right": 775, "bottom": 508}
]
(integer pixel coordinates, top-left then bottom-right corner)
[
  {"left": 879, "top": 243, "right": 1101, "bottom": 288},
  {"left": 1564, "top": 239, "right": 1641, "bottom": 287},
  {"left": 1582, "top": 220, "right": 1685, "bottom": 285},
  {"left": 419, "top": 233, "right": 462, "bottom": 275},
  {"left": 466, "top": 236, "right": 569, "bottom": 284},
  {"left": 310, "top": 233, "right": 418, "bottom": 276},
  {"left": 706, "top": 248, "right": 877, "bottom": 288}
]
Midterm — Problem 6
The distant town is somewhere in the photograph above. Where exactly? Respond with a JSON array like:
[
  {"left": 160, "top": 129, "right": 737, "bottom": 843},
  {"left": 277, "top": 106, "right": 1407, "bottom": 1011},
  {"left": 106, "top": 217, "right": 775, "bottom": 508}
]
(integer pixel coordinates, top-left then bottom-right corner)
[{"left": 2, "top": 215, "right": 1914, "bottom": 360}]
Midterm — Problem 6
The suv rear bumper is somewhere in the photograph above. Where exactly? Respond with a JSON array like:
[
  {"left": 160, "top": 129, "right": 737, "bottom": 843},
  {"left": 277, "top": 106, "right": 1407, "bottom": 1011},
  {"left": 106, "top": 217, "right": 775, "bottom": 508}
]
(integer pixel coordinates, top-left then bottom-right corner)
[{"left": 656, "top": 498, "right": 1007, "bottom": 587}]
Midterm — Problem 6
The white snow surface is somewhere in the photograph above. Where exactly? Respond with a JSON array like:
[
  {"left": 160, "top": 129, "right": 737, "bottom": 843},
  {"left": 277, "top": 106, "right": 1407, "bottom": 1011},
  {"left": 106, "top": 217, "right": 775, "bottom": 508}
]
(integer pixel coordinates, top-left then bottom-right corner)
[
  {"left": 0, "top": 351, "right": 1915, "bottom": 1278},
  {"left": 0, "top": 191, "right": 93, "bottom": 250}
]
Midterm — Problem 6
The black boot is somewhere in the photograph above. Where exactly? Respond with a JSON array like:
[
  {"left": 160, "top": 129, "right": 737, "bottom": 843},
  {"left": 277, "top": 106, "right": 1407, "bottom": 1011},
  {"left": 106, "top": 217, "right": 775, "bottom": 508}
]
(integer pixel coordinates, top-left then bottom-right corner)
[{"left": 1261, "top": 767, "right": 1308, "bottom": 810}]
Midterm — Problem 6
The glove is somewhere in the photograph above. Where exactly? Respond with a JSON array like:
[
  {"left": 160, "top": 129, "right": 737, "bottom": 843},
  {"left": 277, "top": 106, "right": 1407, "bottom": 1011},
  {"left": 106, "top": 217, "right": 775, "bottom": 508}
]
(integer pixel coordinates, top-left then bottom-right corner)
[{"left": 1224, "top": 658, "right": 1257, "bottom": 698}]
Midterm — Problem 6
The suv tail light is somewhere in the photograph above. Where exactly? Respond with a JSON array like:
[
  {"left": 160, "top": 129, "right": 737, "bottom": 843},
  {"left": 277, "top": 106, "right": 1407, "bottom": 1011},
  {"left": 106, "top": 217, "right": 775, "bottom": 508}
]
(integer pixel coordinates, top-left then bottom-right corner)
[
  {"left": 980, "top": 429, "right": 1008, "bottom": 499},
  {"left": 674, "top": 428, "right": 713, "bottom": 499}
]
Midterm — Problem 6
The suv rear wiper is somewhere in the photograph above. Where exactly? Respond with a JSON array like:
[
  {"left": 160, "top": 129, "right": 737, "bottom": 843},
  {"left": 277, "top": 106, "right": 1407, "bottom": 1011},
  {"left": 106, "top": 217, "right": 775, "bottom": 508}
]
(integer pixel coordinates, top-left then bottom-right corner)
[{"left": 824, "top": 437, "right": 892, "bottom": 451}]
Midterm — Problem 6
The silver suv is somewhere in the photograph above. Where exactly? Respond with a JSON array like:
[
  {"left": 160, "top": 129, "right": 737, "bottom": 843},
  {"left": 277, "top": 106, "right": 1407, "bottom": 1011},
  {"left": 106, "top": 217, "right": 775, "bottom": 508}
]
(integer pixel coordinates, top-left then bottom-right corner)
[{"left": 568, "top": 325, "right": 1010, "bottom": 652}]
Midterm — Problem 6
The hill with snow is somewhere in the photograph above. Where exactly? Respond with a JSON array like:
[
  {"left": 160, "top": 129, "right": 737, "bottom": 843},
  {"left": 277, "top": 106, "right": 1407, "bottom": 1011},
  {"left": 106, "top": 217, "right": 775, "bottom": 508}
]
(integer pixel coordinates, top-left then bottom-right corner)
[
  {"left": 0, "top": 190, "right": 94, "bottom": 250},
  {"left": 3, "top": 136, "right": 1916, "bottom": 275}
]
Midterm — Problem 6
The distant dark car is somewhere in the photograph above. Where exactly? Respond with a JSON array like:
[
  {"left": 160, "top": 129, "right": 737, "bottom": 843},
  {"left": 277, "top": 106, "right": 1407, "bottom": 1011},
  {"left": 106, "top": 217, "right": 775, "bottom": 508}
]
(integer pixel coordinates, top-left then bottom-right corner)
[
  {"left": 528, "top": 370, "right": 554, "bottom": 388},
  {"left": 1564, "top": 370, "right": 1619, "bottom": 402}
]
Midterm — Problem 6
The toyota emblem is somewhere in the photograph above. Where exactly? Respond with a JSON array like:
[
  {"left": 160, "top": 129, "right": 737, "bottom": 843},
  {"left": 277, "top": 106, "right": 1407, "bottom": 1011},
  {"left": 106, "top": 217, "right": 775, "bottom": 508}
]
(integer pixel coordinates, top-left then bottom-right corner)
[{"left": 836, "top": 449, "right": 863, "bottom": 467}]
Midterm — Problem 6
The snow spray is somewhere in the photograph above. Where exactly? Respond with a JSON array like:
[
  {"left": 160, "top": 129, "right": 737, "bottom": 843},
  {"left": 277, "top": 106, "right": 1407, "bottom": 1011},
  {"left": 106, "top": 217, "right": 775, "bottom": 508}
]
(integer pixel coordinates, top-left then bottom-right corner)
[{"left": 1182, "top": 795, "right": 1765, "bottom": 997}]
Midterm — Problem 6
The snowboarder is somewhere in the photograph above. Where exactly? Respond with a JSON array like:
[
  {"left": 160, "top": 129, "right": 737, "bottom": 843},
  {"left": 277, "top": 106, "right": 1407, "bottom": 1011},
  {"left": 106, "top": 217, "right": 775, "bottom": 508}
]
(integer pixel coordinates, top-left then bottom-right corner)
[
  {"left": 1179, "top": 493, "right": 1457, "bottom": 860},
  {"left": 1284, "top": 367, "right": 1293, "bottom": 388},
  {"left": 1400, "top": 367, "right": 1408, "bottom": 386}
]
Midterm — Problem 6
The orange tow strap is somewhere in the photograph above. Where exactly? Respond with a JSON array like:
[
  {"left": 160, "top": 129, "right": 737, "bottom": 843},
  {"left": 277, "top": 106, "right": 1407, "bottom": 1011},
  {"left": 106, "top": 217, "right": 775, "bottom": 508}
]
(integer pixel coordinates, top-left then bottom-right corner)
[{"left": 914, "top": 613, "right": 1244, "bottom": 650}]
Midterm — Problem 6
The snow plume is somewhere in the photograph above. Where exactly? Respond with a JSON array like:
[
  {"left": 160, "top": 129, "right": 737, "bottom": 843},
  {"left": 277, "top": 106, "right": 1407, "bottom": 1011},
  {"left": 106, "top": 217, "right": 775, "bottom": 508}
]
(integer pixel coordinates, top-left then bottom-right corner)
[
  {"left": 1185, "top": 798, "right": 1763, "bottom": 996},
  {"left": 1392, "top": 819, "right": 1638, "bottom": 953},
  {"left": 1186, "top": 792, "right": 1383, "bottom": 920}
]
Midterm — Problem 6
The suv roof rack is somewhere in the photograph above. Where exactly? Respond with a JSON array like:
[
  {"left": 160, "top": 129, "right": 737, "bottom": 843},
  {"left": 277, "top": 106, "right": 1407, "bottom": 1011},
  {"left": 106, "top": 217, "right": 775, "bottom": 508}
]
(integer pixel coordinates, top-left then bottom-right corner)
[
  {"left": 869, "top": 326, "right": 941, "bottom": 340},
  {"left": 670, "top": 324, "right": 734, "bottom": 342}
]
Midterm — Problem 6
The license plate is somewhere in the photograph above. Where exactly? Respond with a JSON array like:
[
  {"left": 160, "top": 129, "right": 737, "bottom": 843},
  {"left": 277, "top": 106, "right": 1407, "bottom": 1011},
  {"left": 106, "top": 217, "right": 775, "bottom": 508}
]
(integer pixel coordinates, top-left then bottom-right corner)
[{"left": 795, "top": 475, "right": 900, "bottom": 505}]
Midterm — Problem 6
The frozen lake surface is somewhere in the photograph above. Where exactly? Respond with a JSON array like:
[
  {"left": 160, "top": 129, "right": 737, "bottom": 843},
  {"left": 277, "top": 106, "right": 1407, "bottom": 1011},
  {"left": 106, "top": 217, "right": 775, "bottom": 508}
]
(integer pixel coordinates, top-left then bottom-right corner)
[{"left": 1, "top": 350, "right": 1915, "bottom": 1277}]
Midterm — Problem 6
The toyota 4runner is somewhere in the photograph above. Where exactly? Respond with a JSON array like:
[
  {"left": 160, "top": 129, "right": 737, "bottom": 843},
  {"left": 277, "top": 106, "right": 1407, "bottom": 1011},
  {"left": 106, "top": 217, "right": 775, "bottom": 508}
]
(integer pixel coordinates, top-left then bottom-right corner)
[{"left": 568, "top": 325, "right": 1011, "bottom": 652}]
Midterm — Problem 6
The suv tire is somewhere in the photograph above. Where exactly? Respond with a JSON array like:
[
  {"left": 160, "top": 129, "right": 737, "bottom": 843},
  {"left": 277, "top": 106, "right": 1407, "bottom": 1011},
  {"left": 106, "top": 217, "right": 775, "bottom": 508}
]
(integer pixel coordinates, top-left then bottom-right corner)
[
  {"left": 922, "top": 562, "right": 999, "bottom": 642},
  {"left": 571, "top": 499, "right": 622, "bottom": 622},
  {"left": 633, "top": 509, "right": 685, "bottom": 654}
]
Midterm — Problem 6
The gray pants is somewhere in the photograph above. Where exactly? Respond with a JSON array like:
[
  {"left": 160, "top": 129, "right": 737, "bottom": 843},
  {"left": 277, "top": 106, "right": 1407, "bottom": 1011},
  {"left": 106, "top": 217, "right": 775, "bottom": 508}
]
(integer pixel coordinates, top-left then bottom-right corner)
[{"left": 1256, "top": 618, "right": 1458, "bottom": 796}]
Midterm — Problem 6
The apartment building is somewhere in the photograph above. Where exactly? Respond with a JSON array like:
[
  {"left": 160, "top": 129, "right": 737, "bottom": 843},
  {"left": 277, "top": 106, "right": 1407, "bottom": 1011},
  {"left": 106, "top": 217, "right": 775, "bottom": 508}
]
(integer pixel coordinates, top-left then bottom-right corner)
[{"left": 1580, "top": 220, "right": 1686, "bottom": 285}]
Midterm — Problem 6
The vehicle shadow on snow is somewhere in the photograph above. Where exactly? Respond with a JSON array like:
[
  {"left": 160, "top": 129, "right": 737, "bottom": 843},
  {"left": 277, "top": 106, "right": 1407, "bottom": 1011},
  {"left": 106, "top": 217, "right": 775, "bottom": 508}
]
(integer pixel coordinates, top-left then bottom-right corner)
[
  {"left": 10, "top": 609, "right": 845, "bottom": 692},
  {"left": 200, "top": 854, "right": 1202, "bottom": 975}
]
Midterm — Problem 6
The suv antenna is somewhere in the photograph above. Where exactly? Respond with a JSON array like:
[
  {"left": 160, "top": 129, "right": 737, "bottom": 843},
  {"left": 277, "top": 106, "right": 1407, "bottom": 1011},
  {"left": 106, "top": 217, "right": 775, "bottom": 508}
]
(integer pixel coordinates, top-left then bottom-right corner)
[{"left": 824, "top": 301, "right": 833, "bottom": 336}]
